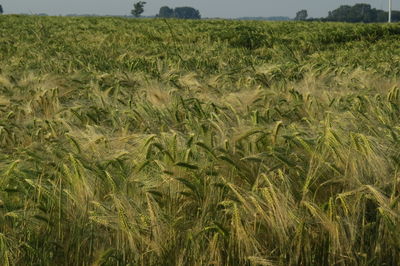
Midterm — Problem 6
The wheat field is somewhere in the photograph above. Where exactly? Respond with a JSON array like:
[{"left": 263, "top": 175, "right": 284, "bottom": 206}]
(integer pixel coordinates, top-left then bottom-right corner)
[{"left": 0, "top": 15, "right": 400, "bottom": 265}]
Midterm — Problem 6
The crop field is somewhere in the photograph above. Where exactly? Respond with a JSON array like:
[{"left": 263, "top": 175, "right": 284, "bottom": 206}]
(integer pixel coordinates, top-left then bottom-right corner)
[{"left": 0, "top": 15, "right": 400, "bottom": 265}]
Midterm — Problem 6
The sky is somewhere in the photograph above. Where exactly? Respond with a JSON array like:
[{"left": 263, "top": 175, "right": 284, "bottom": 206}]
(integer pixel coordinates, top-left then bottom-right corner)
[{"left": 0, "top": 0, "right": 398, "bottom": 18}]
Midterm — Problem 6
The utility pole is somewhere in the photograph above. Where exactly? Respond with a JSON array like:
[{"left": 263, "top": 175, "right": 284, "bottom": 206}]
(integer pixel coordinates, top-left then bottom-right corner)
[{"left": 389, "top": 0, "right": 392, "bottom": 22}]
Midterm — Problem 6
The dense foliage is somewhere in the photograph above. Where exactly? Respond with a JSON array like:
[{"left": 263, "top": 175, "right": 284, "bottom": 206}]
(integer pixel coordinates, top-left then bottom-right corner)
[
  {"left": 326, "top": 3, "right": 400, "bottom": 22},
  {"left": 295, "top": 10, "right": 308, "bottom": 21},
  {"left": 0, "top": 15, "right": 400, "bottom": 265},
  {"left": 131, "top": 1, "right": 146, "bottom": 18},
  {"left": 158, "top": 6, "right": 175, "bottom": 18},
  {"left": 158, "top": 6, "right": 201, "bottom": 19}
]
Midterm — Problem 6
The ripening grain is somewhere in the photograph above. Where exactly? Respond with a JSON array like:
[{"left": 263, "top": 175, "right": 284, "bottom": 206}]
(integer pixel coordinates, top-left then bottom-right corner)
[{"left": 0, "top": 15, "right": 399, "bottom": 265}]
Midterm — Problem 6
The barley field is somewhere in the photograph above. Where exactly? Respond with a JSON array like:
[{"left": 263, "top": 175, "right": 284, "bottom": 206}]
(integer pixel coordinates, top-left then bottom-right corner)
[{"left": 0, "top": 15, "right": 400, "bottom": 265}]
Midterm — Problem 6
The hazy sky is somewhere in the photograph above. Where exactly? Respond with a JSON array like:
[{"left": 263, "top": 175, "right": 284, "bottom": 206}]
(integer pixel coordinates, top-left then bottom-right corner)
[{"left": 0, "top": 0, "right": 398, "bottom": 18}]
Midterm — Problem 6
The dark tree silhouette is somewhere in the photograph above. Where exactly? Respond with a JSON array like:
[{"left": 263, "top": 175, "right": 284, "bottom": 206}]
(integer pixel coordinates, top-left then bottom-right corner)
[
  {"left": 131, "top": 1, "right": 146, "bottom": 17},
  {"left": 173, "top": 7, "right": 201, "bottom": 19},
  {"left": 158, "top": 6, "right": 174, "bottom": 18},
  {"left": 157, "top": 6, "right": 201, "bottom": 19},
  {"left": 326, "top": 4, "right": 399, "bottom": 22},
  {"left": 295, "top": 10, "right": 308, "bottom": 21}
]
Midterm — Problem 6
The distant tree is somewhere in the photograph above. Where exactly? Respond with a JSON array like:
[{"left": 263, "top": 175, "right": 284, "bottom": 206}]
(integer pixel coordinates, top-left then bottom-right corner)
[
  {"left": 350, "top": 3, "right": 373, "bottom": 22},
  {"left": 327, "top": 5, "right": 351, "bottom": 22},
  {"left": 157, "top": 6, "right": 201, "bottom": 19},
  {"left": 391, "top": 10, "right": 400, "bottom": 22},
  {"left": 158, "top": 6, "right": 174, "bottom": 18},
  {"left": 295, "top": 9, "right": 308, "bottom": 21},
  {"left": 131, "top": 1, "right": 146, "bottom": 17},
  {"left": 0, "top": 5, "right": 3, "bottom": 15},
  {"left": 173, "top": 7, "right": 201, "bottom": 19},
  {"left": 376, "top": 10, "right": 388, "bottom": 22},
  {"left": 325, "top": 4, "right": 395, "bottom": 23}
]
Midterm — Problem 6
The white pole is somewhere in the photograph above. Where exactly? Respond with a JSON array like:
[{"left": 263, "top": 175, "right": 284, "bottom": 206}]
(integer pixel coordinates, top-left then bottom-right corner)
[{"left": 389, "top": 0, "right": 392, "bottom": 23}]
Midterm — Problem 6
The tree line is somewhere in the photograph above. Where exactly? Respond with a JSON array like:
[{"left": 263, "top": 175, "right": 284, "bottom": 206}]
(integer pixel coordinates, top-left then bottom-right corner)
[
  {"left": 296, "top": 3, "right": 400, "bottom": 23},
  {"left": 157, "top": 6, "right": 201, "bottom": 19},
  {"left": 131, "top": 2, "right": 201, "bottom": 19},
  {"left": 2, "top": 2, "right": 397, "bottom": 22},
  {"left": 326, "top": 3, "right": 399, "bottom": 22}
]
